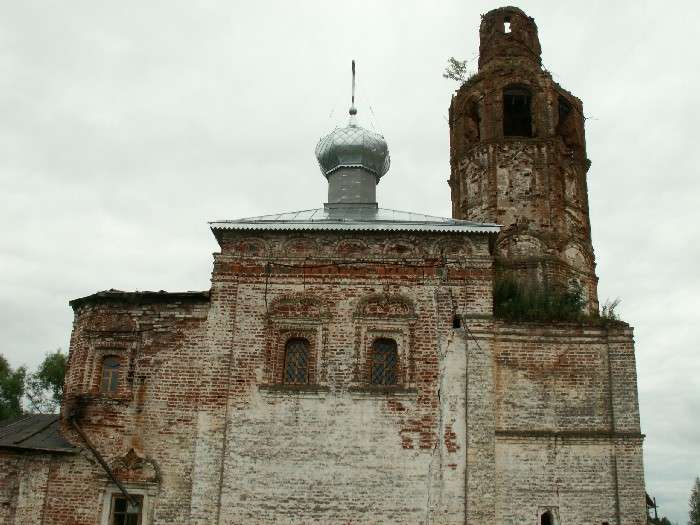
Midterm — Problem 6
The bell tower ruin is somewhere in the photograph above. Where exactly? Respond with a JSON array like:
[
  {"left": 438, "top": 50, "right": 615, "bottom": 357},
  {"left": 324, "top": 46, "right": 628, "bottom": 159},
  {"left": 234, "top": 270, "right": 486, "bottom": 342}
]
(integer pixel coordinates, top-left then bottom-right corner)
[{"left": 449, "top": 6, "right": 598, "bottom": 311}]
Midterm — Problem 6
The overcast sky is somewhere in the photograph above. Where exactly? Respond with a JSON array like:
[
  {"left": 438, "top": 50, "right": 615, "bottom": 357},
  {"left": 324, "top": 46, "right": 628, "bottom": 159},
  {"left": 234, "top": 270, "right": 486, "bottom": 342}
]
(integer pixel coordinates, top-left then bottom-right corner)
[{"left": 1, "top": 1, "right": 698, "bottom": 522}]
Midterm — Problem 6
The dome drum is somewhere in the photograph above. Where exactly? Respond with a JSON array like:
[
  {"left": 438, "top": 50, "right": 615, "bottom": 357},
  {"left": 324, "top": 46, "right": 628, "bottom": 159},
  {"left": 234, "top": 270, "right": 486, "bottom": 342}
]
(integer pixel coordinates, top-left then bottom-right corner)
[{"left": 327, "top": 168, "right": 377, "bottom": 205}]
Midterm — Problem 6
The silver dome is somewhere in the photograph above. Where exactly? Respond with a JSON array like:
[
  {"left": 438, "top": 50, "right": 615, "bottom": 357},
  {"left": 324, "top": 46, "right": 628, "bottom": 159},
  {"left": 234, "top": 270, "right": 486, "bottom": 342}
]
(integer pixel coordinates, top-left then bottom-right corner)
[{"left": 315, "top": 120, "right": 390, "bottom": 179}]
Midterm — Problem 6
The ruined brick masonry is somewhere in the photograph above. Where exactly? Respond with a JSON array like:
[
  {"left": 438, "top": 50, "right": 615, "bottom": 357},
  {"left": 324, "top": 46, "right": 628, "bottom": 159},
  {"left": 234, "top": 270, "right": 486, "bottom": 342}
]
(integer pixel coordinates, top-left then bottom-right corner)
[
  {"left": 0, "top": 6, "right": 646, "bottom": 525},
  {"left": 449, "top": 7, "right": 598, "bottom": 312}
]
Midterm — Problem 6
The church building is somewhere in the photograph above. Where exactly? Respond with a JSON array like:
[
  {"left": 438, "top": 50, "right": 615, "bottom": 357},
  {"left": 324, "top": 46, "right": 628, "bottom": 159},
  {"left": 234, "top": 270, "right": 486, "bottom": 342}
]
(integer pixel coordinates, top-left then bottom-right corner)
[{"left": 0, "top": 7, "right": 646, "bottom": 525}]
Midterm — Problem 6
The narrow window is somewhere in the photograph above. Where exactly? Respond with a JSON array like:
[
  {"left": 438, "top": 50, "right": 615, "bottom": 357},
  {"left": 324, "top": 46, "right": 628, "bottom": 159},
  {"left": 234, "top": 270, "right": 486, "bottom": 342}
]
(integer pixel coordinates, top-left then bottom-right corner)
[
  {"left": 370, "top": 338, "right": 398, "bottom": 386},
  {"left": 110, "top": 494, "right": 142, "bottom": 525},
  {"left": 503, "top": 86, "right": 533, "bottom": 137},
  {"left": 283, "top": 338, "right": 310, "bottom": 384},
  {"left": 504, "top": 16, "right": 512, "bottom": 33},
  {"left": 452, "top": 315, "right": 462, "bottom": 329},
  {"left": 540, "top": 510, "right": 553, "bottom": 525},
  {"left": 101, "top": 356, "right": 120, "bottom": 393}
]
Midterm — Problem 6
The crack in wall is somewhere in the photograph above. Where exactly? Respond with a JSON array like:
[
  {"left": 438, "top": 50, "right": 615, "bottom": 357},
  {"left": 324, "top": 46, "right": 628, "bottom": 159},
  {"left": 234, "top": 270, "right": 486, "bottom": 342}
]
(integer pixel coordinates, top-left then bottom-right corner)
[{"left": 424, "top": 286, "right": 450, "bottom": 525}]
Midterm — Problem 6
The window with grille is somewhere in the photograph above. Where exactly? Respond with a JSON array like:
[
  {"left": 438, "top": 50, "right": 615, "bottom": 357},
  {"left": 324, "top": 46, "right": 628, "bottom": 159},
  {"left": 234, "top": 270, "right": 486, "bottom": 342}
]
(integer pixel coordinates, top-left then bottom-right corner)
[
  {"left": 370, "top": 338, "right": 398, "bottom": 386},
  {"left": 283, "top": 338, "right": 310, "bottom": 384},
  {"left": 110, "top": 494, "right": 142, "bottom": 525},
  {"left": 101, "top": 356, "right": 120, "bottom": 393}
]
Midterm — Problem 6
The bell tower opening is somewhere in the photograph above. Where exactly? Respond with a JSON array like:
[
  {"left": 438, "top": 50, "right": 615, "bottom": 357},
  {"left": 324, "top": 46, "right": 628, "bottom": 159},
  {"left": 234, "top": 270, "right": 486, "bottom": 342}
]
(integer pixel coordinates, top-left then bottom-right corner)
[
  {"left": 503, "top": 85, "right": 533, "bottom": 137},
  {"left": 477, "top": 7, "right": 542, "bottom": 70}
]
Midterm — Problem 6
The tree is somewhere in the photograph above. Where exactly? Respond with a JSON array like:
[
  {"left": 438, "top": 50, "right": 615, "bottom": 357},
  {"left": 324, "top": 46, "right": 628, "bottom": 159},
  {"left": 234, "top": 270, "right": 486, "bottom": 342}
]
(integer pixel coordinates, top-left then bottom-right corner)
[
  {"left": 0, "top": 355, "right": 26, "bottom": 421},
  {"left": 25, "top": 349, "right": 67, "bottom": 414},
  {"left": 690, "top": 476, "right": 700, "bottom": 525},
  {"left": 443, "top": 57, "right": 470, "bottom": 83}
]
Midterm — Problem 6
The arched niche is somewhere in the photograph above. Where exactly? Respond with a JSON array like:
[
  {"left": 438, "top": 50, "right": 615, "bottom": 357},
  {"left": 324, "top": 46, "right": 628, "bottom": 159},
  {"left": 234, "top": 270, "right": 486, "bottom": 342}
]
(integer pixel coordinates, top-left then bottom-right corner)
[
  {"left": 562, "top": 242, "right": 590, "bottom": 272},
  {"left": 281, "top": 237, "right": 320, "bottom": 257},
  {"left": 432, "top": 237, "right": 474, "bottom": 257},
  {"left": 451, "top": 96, "right": 482, "bottom": 157},
  {"left": 355, "top": 294, "right": 416, "bottom": 320},
  {"left": 268, "top": 293, "right": 327, "bottom": 320},
  {"left": 497, "top": 233, "right": 548, "bottom": 259},
  {"left": 230, "top": 237, "right": 269, "bottom": 257}
]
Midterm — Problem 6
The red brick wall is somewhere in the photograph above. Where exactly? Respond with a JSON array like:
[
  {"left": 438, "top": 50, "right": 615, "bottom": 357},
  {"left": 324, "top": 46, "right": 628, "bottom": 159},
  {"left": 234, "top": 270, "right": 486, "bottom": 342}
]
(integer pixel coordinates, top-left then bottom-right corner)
[{"left": 1, "top": 228, "right": 645, "bottom": 524}]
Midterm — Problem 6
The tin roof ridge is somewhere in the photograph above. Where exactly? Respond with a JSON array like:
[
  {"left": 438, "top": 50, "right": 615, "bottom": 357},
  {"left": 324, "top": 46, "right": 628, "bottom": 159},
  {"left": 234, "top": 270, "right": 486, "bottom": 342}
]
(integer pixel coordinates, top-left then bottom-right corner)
[{"left": 209, "top": 207, "right": 500, "bottom": 228}]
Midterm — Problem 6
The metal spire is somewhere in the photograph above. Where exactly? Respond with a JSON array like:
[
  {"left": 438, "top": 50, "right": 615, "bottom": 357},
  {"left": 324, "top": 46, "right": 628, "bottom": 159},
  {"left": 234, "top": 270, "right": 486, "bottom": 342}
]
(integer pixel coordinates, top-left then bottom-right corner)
[{"left": 349, "top": 60, "right": 357, "bottom": 117}]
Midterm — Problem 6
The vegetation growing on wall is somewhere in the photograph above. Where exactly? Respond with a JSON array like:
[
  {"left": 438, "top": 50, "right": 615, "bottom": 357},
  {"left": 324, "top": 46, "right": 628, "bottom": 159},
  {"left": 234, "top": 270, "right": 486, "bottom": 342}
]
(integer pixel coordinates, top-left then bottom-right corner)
[
  {"left": 443, "top": 57, "right": 467, "bottom": 82},
  {"left": 493, "top": 274, "right": 584, "bottom": 322},
  {"left": 443, "top": 57, "right": 474, "bottom": 84},
  {"left": 493, "top": 274, "right": 626, "bottom": 325}
]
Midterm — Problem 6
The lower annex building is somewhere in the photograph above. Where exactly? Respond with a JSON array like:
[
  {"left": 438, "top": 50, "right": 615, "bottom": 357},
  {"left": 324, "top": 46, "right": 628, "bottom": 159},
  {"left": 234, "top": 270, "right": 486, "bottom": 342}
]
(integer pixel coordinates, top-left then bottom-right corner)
[{"left": 0, "top": 7, "right": 647, "bottom": 525}]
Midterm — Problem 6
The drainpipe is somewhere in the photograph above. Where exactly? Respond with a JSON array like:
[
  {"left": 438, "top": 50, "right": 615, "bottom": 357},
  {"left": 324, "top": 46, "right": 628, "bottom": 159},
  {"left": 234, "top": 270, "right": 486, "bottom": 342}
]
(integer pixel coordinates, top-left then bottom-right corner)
[
  {"left": 464, "top": 325, "right": 470, "bottom": 525},
  {"left": 69, "top": 416, "right": 139, "bottom": 508}
]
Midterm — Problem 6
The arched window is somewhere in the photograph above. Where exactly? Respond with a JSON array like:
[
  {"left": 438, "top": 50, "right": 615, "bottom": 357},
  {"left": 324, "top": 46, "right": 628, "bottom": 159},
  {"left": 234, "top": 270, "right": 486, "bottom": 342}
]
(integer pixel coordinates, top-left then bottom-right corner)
[
  {"left": 503, "top": 86, "right": 533, "bottom": 137},
  {"left": 451, "top": 98, "right": 481, "bottom": 164},
  {"left": 370, "top": 338, "right": 398, "bottom": 386},
  {"left": 540, "top": 510, "right": 553, "bottom": 525},
  {"left": 101, "top": 356, "right": 120, "bottom": 393},
  {"left": 283, "top": 338, "right": 310, "bottom": 384}
]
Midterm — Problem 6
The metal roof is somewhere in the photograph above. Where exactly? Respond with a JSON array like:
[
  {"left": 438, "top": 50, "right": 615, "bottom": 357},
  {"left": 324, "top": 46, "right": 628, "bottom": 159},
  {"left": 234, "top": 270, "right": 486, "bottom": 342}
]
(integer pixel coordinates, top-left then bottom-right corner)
[
  {"left": 315, "top": 121, "right": 390, "bottom": 178},
  {"left": 0, "top": 414, "right": 77, "bottom": 453},
  {"left": 210, "top": 207, "right": 500, "bottom": 234},
  {"left": 69, "top": 289, "right": 210, "bottom": 309}
]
